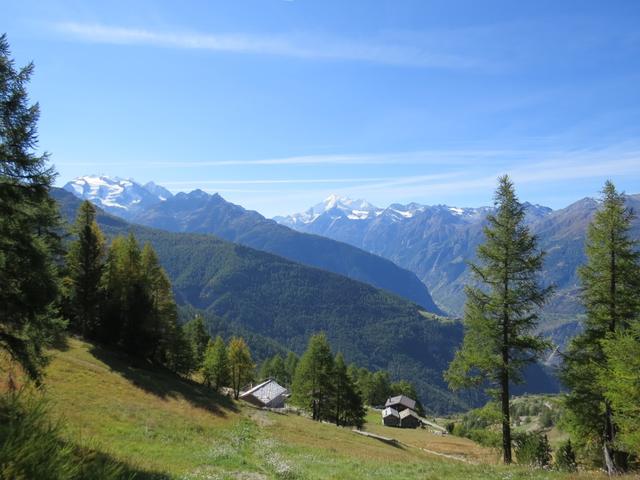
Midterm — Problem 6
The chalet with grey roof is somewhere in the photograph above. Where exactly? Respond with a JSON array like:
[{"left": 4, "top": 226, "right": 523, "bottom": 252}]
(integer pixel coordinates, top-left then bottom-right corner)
[
  {"left": 239, "top": 378, "right": 289, "bottom": 408},
  {"left": 381, "top": 395, "right": 421, "bottom": 429},
  {"left": 399, "top": 408, "right": 421, "bottom": 429},
  {"left": 385, "top": 395, "right": 417, "bottom": 413},
  {"left": 382, "top": 407, "right": 400, "bottom": 427}
]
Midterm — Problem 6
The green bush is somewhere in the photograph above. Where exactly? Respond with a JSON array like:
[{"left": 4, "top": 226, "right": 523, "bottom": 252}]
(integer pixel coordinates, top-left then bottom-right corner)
[
  {"left": 0, "top": 391, "right": 127, "bottom": 480},
  {"left": 554, "top": 439, "right": 577, "bottom": 472},
  {"left": 539, "top": 406, "right": 554, "bottom": 428},
  {"left": 514, "top": 432, "right": 552, "bottom": 468}
]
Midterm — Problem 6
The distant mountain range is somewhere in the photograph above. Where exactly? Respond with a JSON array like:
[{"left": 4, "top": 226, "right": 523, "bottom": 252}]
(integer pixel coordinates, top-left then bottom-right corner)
[
  {"left": 276, "top": 193, "right": 640, "bottom": 322},
  {"left": 56, "top": 181, "right": 561, "bottom": 409},
  {"left": 63, "top": 176, "right": 442, "bottom": 314},
  {"left": 52, "top": 187, "right": 478, "bottom": 412},
  {"left": 63, "top": 175, "right": 640, "bottom": 351}
]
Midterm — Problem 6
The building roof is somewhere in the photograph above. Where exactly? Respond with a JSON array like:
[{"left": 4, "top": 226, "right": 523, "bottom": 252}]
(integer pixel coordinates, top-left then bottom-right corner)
[
  {"left": 385, "top": 395, "right": 417, "bottom": 411},
  {"left": 382, "top": 407, "right": 400, "bottom": 418},
  {"left": 240, "top": 378, "right": 288, "bottom": 406},
  {"left": 399, "top": 408, "right": 419, "bottom": 419}
]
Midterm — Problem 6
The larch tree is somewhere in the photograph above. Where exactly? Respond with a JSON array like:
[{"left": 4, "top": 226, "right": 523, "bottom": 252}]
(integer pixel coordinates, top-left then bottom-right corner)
[
  {"left": 291, "top": 333, "right": 335, "bottom": 421},
  {"left": 228, "top": 337, "right": 254, "bottom": 399},
  {"left": 167, "top": 323, "right": 196, "bottom": 376},
  {"left": 332, "top": 353, "right": 365, "bottom": 427},
  {"left": 141, "top": 242, "right": 178, "bottom": 363},
  {"left": 184, "top": 314, "right": 210, "bottom": 369},
  {"left": 560, "top": 181, "right": 640, "bottom": 473},
  {"left": 259, "top": 354, "right": 287, "bottom": 385},
  {"left": 284, "top": 351, "right": 299, "bottom": 386},
  {"left": 65, "top": 200, "right": 105, "bottom": 338},
  {"left": 100, "top": 234, "right": 152, "bottom": 354},
  {"left": 445, "top": 175, "right": 551, "bottom": 464},
  {"left": 202, "top": 336, "right": 230, "bottom": 391},
  {"left": 0, "top": 34, "right": 64, "bottom": 382},
  {"left": 366, "top": 370, "right": 391, "bottom": 406},
  {"left": 601, "top": 321, "right": 640, "bottom": 457}
]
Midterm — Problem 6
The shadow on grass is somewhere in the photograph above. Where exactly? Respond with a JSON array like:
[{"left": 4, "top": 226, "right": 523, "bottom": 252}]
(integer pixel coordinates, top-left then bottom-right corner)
[
  {"left": 89, "top": 343, "right": 238, "bottom": 417},
  {"left": 77, "top": 448, "right": 173, "bottom": 480},
  {"left": 354, "top": 430, "right": 406, "bottom": 449}
]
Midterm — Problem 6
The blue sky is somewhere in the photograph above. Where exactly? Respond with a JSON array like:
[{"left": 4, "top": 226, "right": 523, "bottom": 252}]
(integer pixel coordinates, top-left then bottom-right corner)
[{"left": 4, "top": 0, "right": 640, "bottom": 216}]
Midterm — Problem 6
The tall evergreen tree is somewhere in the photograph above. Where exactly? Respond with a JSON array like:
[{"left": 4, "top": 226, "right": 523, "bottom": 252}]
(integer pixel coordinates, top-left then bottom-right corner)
[
  {"left": 560, "top": 181, "right": 640, "bottom": 473},
  {"left": 0, "top": 34, "right": 64, "bottom": 382},
  {"left": 445, "top": 176, "right": 550, "bottom": 464},
  {"left": 166, "top": 323, "right": 196, "bottom": 376},
  {"left": 183, "top": 314, "right": 209, "bottom": 368},
  {"left": 291, "top": 333, "right": 335, "bottom": 421},
  {"left": 141, "top": 243, "right": 178, "bottom": 362},
  {"left": 600, "top": 320, "right": 640, "bottom": 456},
  {"left": 228, "top": 337, "right": 254, "bottom": 399},
  {"left": 332, "top": 353, "right": 365, "bottom": 427},
  {"left": 202, "top": 336, "right": 230, "bottom": 391},
  {"left": 284, "top": 351, "right": 299, "bottom": 386},
  {"left": 65, "top": 201, "right": 105, "bottom": 338},
  {"left": 100, "top": 234, "right": 152, "bottom": 354},
  {"left": 364, "top": 370, "right": 391, "bottom": 406},
  {"left": 259, "top": 354, "right": 287, "bottom": 385}
]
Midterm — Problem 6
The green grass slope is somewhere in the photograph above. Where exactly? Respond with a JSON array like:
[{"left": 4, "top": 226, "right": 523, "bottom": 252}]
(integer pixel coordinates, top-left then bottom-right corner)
[{"left": 3, "top": 340, "right": 613, "bottom": 480}]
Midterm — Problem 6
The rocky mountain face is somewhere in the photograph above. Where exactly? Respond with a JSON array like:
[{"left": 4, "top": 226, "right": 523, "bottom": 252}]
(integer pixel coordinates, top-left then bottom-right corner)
[
  {"left": 276, "top": 193, "right": 640, "bottom": 321},
  {"left": 63, "top": 176, "right": 172, "bottom": 218},
  {"left": 63, "top": 176, "right": 442, "bottom": 314}
]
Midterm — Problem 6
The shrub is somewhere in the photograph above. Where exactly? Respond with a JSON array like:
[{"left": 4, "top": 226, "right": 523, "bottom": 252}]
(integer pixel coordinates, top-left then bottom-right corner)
[
  {"left": 539, "top": 406, "right": 554, "bottom": 428},
  {"left": 554, "top": 439, "right": 577, "bottom": 472},
  {"left": 514, "top": 432, "right": 552, "bottom": 468},
  {"left": 445, "top": 422, "right": 455, "bottom": 434}
]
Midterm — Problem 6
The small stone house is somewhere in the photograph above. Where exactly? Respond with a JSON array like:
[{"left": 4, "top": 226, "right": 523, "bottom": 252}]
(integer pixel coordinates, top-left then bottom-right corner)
[
  {"left": 399, "top": 408, "right": 421, "bottom": 428},
  {"left": 239, "top": 378, "right": 289, "bottom": 408},
  {"left": 384, "top": 395, "right": 417, "bottom": 413},
  {"left": 381, "top": 395, "right": 421, "bottom": 429},
  {"left": 382, "top": 407, "right": 400, "bottom": 427}
]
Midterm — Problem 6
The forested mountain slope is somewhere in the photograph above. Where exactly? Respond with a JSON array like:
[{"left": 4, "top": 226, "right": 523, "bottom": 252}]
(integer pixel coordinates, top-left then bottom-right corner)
[
  {"left": 64, "top": 177, "right": 442, "bottom": 313},
  {"left": 53, "top": 188, "right": 472, "bottom": 412}
]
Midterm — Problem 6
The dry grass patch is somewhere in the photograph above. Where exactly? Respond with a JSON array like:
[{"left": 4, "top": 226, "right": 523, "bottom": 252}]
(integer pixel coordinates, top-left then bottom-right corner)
[{"left": 363, "top": 410, "right": 497, "bottom": 464}]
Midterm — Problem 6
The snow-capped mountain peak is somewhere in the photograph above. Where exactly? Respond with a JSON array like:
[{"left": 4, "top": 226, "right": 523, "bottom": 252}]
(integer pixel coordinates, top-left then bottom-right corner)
[
  {"left": 281, "top": 194, "right": 383, "bottom": 224},
  {"left": 318, "top": 194, "right": 377, "bottom": 214},
  {"left": 63, "top": 175, "right": 172, "bottom": 218},
  {"left": 276, "top": 196, "right": 546, "bottom": 229}
]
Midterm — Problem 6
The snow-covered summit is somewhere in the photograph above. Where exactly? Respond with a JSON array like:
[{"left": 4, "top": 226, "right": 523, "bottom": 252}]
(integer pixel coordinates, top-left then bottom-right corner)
[
  {"left": 275, "top": 196, "right": 554, "bottom": 228},
  {"left": 63, "top": 175, "right": 172, "bottom": 218},
  {"left": 281, "top": 194, "right": 382, "bottom": 224}
]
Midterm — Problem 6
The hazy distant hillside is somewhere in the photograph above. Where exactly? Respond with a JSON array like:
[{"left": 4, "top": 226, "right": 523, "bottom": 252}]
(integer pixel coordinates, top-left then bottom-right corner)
[
  {"left": 65, "top": 176, "right": 442, "bottom": 314},
  {"left": 277, "top": 194, "right": 640, "bottom": 320}
]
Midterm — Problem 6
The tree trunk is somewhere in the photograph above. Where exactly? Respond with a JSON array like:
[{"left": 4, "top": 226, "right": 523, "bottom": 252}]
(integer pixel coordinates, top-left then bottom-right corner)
[
  {"left": 501, "top": 251, "right": 512, "bottom": 464},
  {"left": 501, "top": 363, "right": 512, "bottom": 464},
  {"left": 602, "top": 241, "right": 619, "bottom": 474}
]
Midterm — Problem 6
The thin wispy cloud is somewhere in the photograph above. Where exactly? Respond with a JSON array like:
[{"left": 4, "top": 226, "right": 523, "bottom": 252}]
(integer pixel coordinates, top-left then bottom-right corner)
[
  {"left": 57, "top": 149, "right": 537, "bottom": 168},
  {"left": 161, "top": 177, "right": 393, "bottom": 186},
  {"left": 185, "top": 145, "right": 640, "bottom": 214},
  {"left": 52, "top": 21, "right": 487, "bottom": 69}
]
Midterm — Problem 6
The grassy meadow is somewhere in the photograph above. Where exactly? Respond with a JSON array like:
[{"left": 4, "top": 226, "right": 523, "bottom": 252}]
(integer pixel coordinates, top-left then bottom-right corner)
[{"left": 1, "top": 339, "right": 620, "bottom": 479}]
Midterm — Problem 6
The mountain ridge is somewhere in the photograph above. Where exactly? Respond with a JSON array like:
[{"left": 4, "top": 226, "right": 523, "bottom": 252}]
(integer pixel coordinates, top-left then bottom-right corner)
[
  {"left": 52, "top": 187, "right": 475, "bottom": 412},
  {"left": 64, "top": 176, "right": 443, "bottom": 314},
  {"left": 275, "top": 192, "right": 640, "bottom": 318}
]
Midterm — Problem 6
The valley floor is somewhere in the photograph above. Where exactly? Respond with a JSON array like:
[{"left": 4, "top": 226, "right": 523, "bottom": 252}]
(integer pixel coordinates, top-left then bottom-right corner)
[{"left": 3, "top": 339, "right": 621, "bottom": 479}]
